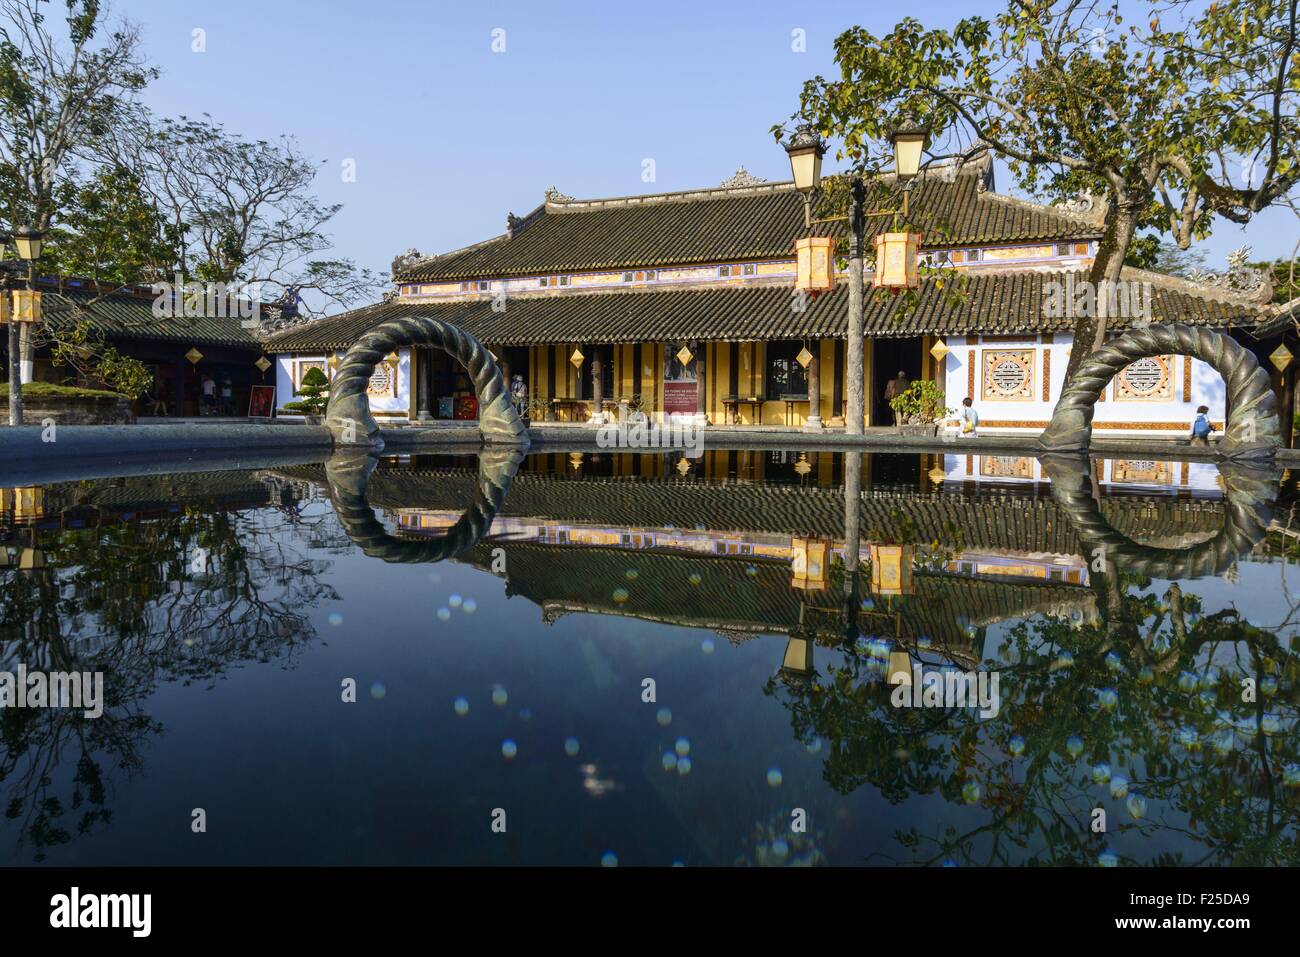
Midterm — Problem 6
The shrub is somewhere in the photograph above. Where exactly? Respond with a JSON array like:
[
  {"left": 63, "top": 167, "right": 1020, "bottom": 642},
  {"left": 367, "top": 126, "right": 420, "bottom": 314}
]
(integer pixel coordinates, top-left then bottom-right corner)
[
  {"left": 888, "top": 379, "right": 952, "bottom": 425},
  {"left": 282, "top": 366, "right": 329, "bottom": 415}
]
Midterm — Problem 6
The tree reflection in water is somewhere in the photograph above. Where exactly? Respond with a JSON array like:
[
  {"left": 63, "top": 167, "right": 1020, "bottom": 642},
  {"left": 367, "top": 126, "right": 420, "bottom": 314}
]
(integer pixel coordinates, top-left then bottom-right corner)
[
  {"left": 0, "top": 476, "right": 333, "bottom": 860},
  {"left": 767, "top": 458, "right": 1299, "bottom": 865}
]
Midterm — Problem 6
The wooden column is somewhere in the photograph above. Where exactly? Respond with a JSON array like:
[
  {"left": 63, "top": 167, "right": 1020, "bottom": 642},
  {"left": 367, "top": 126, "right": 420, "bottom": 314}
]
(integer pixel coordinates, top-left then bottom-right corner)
[
  {"left": 695, "top": 344, "right": 707, "bottom": 423},
  {"left": 591, "top": 346, "right": 604, "bottom": 422}
]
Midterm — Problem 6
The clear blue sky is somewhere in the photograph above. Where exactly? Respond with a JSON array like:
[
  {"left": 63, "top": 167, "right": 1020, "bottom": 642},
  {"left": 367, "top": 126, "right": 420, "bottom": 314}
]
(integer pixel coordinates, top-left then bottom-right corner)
[{"left": 121, "top": 0, "right": 1293, "bottom": 302}]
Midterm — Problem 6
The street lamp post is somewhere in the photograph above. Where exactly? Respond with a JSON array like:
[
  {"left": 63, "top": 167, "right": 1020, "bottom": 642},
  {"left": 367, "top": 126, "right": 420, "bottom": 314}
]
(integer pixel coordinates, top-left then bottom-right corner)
[
  {"left": 784, "top": 119, "right": 929, "bottom": 436},
  {"left": 3, "top": 227, "right": 43, "bottom": 426}
]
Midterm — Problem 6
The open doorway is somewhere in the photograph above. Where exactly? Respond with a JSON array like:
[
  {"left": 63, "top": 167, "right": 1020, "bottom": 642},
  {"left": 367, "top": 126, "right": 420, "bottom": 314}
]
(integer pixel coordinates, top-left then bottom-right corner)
[{"left": 871, "top": 337, "right": 923, "bottom": 425}]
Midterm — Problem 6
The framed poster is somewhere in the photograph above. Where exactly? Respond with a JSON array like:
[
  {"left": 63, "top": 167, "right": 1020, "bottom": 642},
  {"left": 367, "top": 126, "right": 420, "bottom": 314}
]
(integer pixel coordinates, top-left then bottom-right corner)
[{"left": 248, "top": 385, "right": 275, "bottom": 419}]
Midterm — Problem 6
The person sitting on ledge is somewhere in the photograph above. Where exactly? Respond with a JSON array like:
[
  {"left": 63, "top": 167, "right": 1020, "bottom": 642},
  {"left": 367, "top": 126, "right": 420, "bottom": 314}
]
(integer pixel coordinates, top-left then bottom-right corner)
[
  {"left": 1190, "top": 405, "right": 1213, "bottom": 446},
  {"left": 960, "top": 396, "right": 979, "bottom": 437}
]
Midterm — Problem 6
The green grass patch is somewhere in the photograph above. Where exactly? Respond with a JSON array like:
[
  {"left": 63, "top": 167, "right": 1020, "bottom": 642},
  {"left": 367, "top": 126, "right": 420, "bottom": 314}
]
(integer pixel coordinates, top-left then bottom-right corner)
[{"left": 0, "top": 380, "right": 127, "bottom": 399}]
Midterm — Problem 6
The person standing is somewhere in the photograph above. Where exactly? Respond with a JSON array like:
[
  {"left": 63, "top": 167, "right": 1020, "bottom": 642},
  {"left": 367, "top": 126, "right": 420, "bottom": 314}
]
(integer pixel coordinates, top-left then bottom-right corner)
[
  {"left": 960, "top": 396, "right": 979, "bottom": 437},
  {"left": 883, "top": 370, "right": 909, "bottom": 426},
  {"left": 201, "top": 373, "right": 216, "bottom": 416},
  {"left": 220, "top": 377, "right": 234, "bottom": 416}
]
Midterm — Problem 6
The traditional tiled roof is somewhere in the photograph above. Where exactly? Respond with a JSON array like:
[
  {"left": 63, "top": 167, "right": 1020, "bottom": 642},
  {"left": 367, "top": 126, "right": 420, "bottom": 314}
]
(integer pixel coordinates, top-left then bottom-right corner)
[
  {"left": 274, "top": 464, "right": 1227, "bottom": 555},
  {"left": 265, "top": 266, "right": 1269, "bottom": 352},
  {"left": 36, "top": 281, "right": 262, "bottom": 350},
  {"left": 395, "top": 158, "right": 1104, "bottom": 282}
]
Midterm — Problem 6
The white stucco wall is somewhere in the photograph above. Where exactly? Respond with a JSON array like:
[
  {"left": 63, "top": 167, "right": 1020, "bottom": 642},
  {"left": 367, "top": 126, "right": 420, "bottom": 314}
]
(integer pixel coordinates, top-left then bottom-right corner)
[
  {"left": 273, "top": 350, "right": 411, "bottom": 417},
  {"left": 940, "top": 452, "right": 1222, "bottom": 492},
  {"left": 942, "top": 333, "right": 1227, "bottom": 437}
]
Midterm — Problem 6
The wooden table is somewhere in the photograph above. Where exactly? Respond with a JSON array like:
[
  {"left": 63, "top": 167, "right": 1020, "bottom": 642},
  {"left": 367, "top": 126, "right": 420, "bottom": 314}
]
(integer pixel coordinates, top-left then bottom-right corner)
[
  {"left": 779, "top": 393, "right": 809, "bottom": 426},
  {"left": 721, "top": 394, "right": 761, "bottom": 425}
]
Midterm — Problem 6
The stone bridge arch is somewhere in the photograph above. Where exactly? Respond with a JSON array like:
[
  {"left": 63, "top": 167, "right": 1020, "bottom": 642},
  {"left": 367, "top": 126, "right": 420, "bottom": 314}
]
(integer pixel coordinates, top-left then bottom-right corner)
[
  {"left": 324, "top": 316, "right": 528, "bottom": 450},
  {"left": 1038, "top": 323, "right": 1280, "bottom": 462}
]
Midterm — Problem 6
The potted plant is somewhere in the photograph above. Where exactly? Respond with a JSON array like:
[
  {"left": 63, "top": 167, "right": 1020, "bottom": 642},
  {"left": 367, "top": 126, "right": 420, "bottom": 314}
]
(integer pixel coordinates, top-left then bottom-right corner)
[
  {"left": 282, "top": 366, "right": 329, "bottom": 423},
  {"left": 888, "top": 380, "right": 951, "bottom": 437}
]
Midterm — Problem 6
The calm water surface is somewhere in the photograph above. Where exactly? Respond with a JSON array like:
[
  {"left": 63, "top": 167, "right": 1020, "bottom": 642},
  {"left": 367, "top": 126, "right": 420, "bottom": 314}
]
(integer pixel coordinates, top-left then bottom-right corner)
[{"left": 2, "top": 449, "right": 1297, "bottom": 866}]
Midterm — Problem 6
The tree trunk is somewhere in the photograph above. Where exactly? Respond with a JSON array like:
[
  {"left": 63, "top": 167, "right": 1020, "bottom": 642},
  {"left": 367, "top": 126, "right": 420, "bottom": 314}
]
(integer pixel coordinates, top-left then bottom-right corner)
[{"left": 1060, "top": 196, "right": 1140, "bottom": 386}]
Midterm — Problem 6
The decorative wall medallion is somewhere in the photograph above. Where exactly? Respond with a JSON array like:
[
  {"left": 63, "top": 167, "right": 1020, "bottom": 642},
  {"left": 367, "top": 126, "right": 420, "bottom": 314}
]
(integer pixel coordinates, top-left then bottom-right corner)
[
  {"left": 1114, "top": 355, "right": 1172, "bottom": 401},
  {"left": 982, "top": 350, "right": 1034, "bottom": 401},
  {"left": 366, "top": 361, "right": 396, "bottom": 398},
  {"left": 1111, "top": 460, "right": 1171, "bottom": 485},
  {"left": 980, "top": 455, "right": 1033, "bottom": 479}
]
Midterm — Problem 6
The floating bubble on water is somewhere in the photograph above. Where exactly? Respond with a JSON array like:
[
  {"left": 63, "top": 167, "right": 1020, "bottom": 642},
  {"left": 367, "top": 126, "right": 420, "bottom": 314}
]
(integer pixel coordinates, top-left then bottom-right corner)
[
  {"left": 1126, "top": 794, "right": 1148, "bottom": 819},
  {"left": 701, "top": 639, "right": 715, "bottom": 655},
  {"left": 501, "top": 739, "right": 518, "bottom": 759},
  {"left": 601, "top": 852, "right": 618, "bottom": 867},
  {"left": 1284, "top": 764, "right": 1300, "bottom": 787},
  {"left": 564, "top": 737, "right": 580, "bottom": 757},
  {"left": 463, "top": 598, "right": 477, "bottom": 614},
  {"left": 656, "top": 707, "right": 672, "bottom": 727},
  {"left": 687, "top": 572, "right": 702, "bottom": 586},
  {"left": 624, "top": 568, "right": 639, "bottom": 581},
  {"left": 676, "top": 756, "right": 692, "bottom": 776},
  {"left": 453, "top": 696, "right": 469, "bottom": 716},
  {"left": 1137, "top": 666, "right": 1155, "bottom": 685},
  {"left": 1055, "top": 650, "right": 1074, "bottom": 669},
  {"left": 766, "top": 768, "right": 783, "bottom": 788},
  {"left": 1261, "top": 675, "right": 1279, "bottom": 697},
  {"left": 1109, "top": 774, "right": 1128, "bottom": 798},
  {"left": 1009, "top": 735, "right": 1026, "bottom": 757},
  {"left": 491, "top": 686, "right": 508, "bottom": 707},
  {"left": 612, "top": 587, "right": 629, "bottom": 604},
  {"left": 806, "top": 737, "right": 823, "bottom": 755},
  {"left": 1097, "top": 688, "right": 1119, "bottom": 711},
  {"left": 436, "top": 607, "right": 451, "bottom": 621},
  {"left": 370, "top": 681, "right": 386, "bottom": 700},
  {"left": 1177, "top": 671, "right": 1199, "bottom": 693},
  {"left": 1104, "top": 651, "right": 1122, "bottom": 672},
  {"left": 675, "top": 737, "right": 691, "bottom": 757},
  {"left": 1065, "top": 735, "right": 1084, "bottom": 758},
  {"left": 328, "top": 612, "right": 344, "bottom": 627},
  {"left": 961, "top": 781, "right": 981, "bottom": 804},
  {"left": 449, "top": 594, "right": 462, "bottom": 608},
  {"left": 770, "top": 839, "right": 790, "bottom": 860},
  {"left": 661, "top": 751, "right": 678, "bottom": 772},
  {"left": 1098, "top": 849, "right": 1119, "bottom": 868},
  {"left": 1091, "top": 763, "right": 1111, "bottom": 785}
]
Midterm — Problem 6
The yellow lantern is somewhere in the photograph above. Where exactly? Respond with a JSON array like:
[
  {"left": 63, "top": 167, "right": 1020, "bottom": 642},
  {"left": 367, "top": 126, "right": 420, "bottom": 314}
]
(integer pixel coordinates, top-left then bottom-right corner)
[
  {"left": 887, "top": 650, "right": 914, "bottom": 686},
  {"left": 795, "top": 235, "right": 835, "bottom": 294},
  {"left": 869, "top": 543, "right": 915, "bottom": 596},
  {"left": 790, "top": 536, "right": 828, "bottom": 591},
  {"left": 781, "top": 636, "right": 815, "bottom": 676},
  {"left": 11, "top": 288, "right": 42, "bottom": 323},
  {"left": 1, "top": 486, "right": 43, "bottom": 522},
  {"left": 0, "top": 291, "right": 9, "bottom": 324},
  {"left": 872, "top": 232, "right": 922, "bottom": 290},
  {"left": 18, "top": 547, "right": 46, "bottom": 571}
]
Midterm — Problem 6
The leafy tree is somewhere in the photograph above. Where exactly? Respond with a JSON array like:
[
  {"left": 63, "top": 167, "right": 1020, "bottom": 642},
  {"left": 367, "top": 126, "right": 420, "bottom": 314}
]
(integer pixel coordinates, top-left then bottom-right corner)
[{"left": 781, "top": 0, "right": 1299, "bottom": 383}]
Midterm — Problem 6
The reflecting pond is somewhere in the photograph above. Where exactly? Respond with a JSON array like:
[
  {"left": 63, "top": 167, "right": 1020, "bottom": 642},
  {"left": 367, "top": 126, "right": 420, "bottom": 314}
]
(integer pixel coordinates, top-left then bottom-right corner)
[{"left": 1, "top": 448, "right": 1298, "bottom": 865}]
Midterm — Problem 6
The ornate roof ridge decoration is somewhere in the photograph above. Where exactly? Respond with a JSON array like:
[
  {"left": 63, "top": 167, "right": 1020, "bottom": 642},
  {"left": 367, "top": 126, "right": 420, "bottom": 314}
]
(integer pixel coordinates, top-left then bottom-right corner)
[
  {"left": 717, "top": 166, "right": 767, "bottom": 189},
  {"left": 979, "top": 188, "right": 1109, "bottom": 228},
  {"left": 1184, "top": 246, "right": 1275, "bottom": 304},
  {"left": 545, "top": 179, "right": 798, "bottom": 213},
  {"left": 543, "top": 185, "right": 575, "bottom": 203},
  {"left": 391, "top": 233, "right": 511, "bottom": 280},
  {"left": 1121, "top": 263, "right": 1274, "bottom": 310}
]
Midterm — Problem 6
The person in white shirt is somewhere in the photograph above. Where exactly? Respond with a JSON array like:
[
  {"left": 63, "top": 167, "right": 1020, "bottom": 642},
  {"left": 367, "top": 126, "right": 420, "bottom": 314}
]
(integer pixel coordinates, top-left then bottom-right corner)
[{"left": 960, "top": 396, "right": 979, "bottom": 437}]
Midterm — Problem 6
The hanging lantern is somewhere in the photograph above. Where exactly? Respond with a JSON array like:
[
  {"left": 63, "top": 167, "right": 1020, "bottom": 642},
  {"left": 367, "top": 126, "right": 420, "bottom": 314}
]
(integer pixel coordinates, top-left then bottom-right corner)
[
  {"left": 11, "top": 289, "right": 42, "bottom": 323},
  {"left": 869, "top": 543, "right": 915, "bottom": 596},
  {"left": 790, "top": 536, "right": 828, "bottom": 591},
  {"left": 0, "top": 291, "right": 9, "bottom": 324},
  {"left": 872, "top": 232, "right": 922, "bottom": 290},
  {"left": 676, "top": 345, "right": 693, "bottom": 367},
  {"left": 795, "top": 236, "right": 836, "bottom": 294},
  {"left": 929, "top": 339, "right": 951, "bottom": 363},
  {"left": 570, "top": 347, "right": 585, "bottom": 368},
  {"left": 185, "top": 347, "right": 204, "bottom": 365},
  {"left": 887, "top": 650, "right": 914, "bottom": 686},
  {"left": 796, "top": 346, "right": 814, "bottom": 369},
  {"left": 255, "top": 356, "right": 272, "bottom": 374},
  {"left": 781, "top": 636, "right": 815, "bottom": 676},
  {"left": 1269, "top": 343, "right": 1293, "bottom": 372}
]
